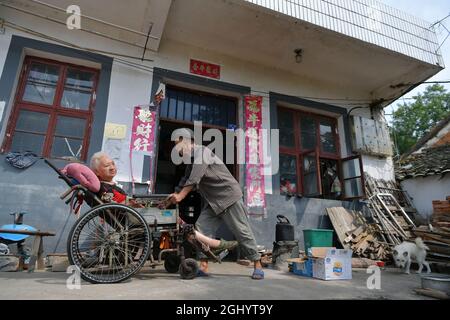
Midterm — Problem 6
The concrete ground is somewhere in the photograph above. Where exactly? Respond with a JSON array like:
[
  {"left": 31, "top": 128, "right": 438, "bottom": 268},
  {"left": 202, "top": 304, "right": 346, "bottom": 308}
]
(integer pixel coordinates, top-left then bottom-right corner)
[{"left": 0, "top": 262, "right": 436, "bottom": 300}]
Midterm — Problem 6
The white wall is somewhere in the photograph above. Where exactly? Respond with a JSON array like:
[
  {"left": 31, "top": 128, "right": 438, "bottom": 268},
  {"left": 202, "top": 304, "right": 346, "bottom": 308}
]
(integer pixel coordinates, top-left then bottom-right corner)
[
  {"left": 401, "top": 175, "right": 450, "bottom": 219},
  {"left": 0, "top": 8, "right": 396, "bottom": 192},
  {"left": 362, "top": 155, "right": 395, "bottom": 181},
  {"left": 102, "top": 61, "right": 154, "bottom": 183}
]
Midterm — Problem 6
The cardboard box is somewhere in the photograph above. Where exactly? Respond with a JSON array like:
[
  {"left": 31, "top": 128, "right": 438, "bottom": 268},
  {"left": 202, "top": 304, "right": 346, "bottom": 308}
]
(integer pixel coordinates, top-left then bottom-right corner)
[
  {"left": 308, "top": 247, "right": 336, "bottom": 258},
  {"left": 288, "top": 258, "right": 313, "bottom": 277},
  {"left": 311, "top": 248, "right": 352, "bottom": 281}
]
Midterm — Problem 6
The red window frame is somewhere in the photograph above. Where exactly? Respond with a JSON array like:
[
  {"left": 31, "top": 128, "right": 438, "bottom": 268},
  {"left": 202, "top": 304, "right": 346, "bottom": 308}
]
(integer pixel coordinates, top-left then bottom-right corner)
[
  {"left": 278, "top": 106, "right": 342, "bottom": 196},
  {"left": 1, "top": 56, "right": 99, "bottom": 161}
]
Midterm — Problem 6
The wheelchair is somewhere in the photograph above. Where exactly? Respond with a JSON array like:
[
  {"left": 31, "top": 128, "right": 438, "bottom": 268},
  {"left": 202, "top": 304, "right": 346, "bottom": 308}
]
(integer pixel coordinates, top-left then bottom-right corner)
[{"left": 45, "top": 159, "right": 224, "bottom": 284}]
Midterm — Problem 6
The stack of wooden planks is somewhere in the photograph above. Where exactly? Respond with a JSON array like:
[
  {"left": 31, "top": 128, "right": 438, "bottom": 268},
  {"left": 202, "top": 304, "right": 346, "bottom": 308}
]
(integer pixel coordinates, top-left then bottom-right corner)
[
  {"left": 326, "top": 207, "right": 390, "bottom": 261},
  {"left": 413, "top": 196, "right": 450, "bottom": 264}
]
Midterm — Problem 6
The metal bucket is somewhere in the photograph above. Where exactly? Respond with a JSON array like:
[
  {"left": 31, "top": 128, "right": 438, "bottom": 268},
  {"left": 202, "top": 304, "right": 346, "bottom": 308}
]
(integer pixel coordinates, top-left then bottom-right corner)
[{"left": 421, "top": 274, "right": 450, "bottom": 295}]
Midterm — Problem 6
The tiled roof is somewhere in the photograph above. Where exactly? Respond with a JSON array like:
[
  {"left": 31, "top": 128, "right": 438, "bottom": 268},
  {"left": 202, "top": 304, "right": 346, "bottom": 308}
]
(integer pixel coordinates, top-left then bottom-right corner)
[
  {"left": 395, "top": 144, "right": 450, "bottom": 181},
  {"left": 400, "top": 114, "right": 450, "bottom": 160}
]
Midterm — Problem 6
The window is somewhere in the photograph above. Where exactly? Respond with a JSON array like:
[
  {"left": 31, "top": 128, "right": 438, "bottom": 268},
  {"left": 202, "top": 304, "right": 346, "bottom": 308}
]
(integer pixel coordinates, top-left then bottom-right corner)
[
  {"left": 278, "top": 107, "right": 365, "bottom": 199},
  {"left": 2, "top": 57, "right": 98, "bottom": 161},
  {"left": 160, "top": 86, "right": 237, "bottom": 127}
]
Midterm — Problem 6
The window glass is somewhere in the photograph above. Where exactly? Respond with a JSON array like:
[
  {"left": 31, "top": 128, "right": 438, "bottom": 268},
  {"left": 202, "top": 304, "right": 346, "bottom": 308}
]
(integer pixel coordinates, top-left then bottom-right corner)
[
  {"left": 278, "top": 110, "right": 295, "bottom": 148},
  {"left": 227, "top": 100, "right": 236, "bottom": 126},
  {"left": 303, "top": 154, "right": 319, "bottom": 196},
  {"left": 10, "top": 132, "right": 46, "bottom": 154},
  {"left": 184, "top": 93, "right": 193, "bottom": 122},
  {"left": 300, "top": 116, "right": 316, "bottom": 150},
  {"left": 54, "top": 116, "right": 86, "bottom": 138},
  {"left": 191, "top": 95, "right": 200, "bottom": 121},
  {"left": 279, "top": 154, "right": 297, "bottom": 195},
  {"left": 61, "top": 69, "right": 95, "bottom": 110},
  {"left": 160, "top": 94, "right": 169, "bottom": 118},
  {"left": 344, "top": 178, "right": 364, "bottom": 198},
  {"left": 342, "top": 158, "right": 361, "bottom": 178},
  {"left": 163, "top": 88, "right": 236, "bottom": 127},
  {"left": 199, "top": 95, "right": 212, "bottom": 125},
  {"left": 168, "top": 91, "right": 177, "bottom": 119},
  {"left": 176, "top": 91, "right": 185, "bottom": 120},
  {"left": 22, "top": 63, "right": 60, "bottom": 105},
  {"left": 51, "top": 137, "right": 83, "bottom": 159},
  {"left": 15, "top": 110, "right": 50, "bottom": 133},
  {"left": 320, "top": 120, "right": 337, "bottom": 154}
]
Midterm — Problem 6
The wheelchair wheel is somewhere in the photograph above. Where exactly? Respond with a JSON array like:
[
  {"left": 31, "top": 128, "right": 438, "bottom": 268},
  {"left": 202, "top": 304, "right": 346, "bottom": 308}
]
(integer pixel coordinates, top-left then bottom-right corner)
[
  {"left": 67, "top": 203, "right": 151, "bottom": 284},
  {"left": 164, "top": 253, "right": 181, "bottom": 273}
]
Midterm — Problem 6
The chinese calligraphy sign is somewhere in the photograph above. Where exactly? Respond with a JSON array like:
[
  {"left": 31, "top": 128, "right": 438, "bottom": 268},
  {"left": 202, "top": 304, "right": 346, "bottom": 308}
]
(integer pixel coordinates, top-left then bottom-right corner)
[
  {"left": 244, "top": 95, "right": 266, "bottom": 214},
  {"left": 190, "top": 59, "right": 221, "bottom": 79},
  {"left": 130, "top": 106, "right": 157, "bottom": 154}
]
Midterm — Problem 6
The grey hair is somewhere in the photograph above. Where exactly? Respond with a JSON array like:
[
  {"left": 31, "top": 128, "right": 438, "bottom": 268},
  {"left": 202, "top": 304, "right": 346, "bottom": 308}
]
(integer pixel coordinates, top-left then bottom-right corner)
[{"left": 90, "top": 152, "right": 110, "bottom": 171}]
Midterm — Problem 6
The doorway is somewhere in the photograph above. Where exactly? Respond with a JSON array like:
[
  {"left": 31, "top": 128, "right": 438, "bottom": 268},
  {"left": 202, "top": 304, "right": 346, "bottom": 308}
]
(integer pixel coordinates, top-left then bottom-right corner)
[{"left": 155, "top": 85, "right": 238, "bottom": 194}]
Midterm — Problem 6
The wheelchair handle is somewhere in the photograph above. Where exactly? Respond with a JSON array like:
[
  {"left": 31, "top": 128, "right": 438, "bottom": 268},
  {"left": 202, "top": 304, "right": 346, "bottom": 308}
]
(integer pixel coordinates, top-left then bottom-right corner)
[
  {"left": 44, "top": 159, "right": 74, "bottom": 187},
  {"left": 60, "top": 187, "right": 74, "bottom": 200}
]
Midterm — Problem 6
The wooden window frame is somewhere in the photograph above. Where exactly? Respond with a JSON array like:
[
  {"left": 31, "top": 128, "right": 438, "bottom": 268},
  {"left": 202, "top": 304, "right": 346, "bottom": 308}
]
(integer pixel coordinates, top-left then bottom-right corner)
[
  {"left": 278, "top": 106, "right": 367, "bottom": 199},
  {"left": 1, "top": 56, "right": 99, "bottom": 161}
]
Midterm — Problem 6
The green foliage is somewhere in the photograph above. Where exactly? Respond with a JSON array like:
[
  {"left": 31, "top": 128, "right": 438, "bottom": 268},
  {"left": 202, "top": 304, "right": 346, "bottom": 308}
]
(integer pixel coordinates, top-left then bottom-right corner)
[{"left": 391, "top": 84, "right": 450, "bottom": 155}]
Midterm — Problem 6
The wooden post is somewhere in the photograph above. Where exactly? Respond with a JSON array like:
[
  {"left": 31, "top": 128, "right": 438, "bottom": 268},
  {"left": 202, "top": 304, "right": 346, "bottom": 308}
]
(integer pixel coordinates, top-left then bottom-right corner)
[{"left": 28, "top": 235, "right": 44, "bottom": 272}]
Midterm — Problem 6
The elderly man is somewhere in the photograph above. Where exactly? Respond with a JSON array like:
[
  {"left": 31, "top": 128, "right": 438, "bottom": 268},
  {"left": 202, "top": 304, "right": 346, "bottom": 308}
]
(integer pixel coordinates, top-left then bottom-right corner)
[
  {"left": 89, "top": 151, "right": 238, "bottom": 253},
  {"left": 166, "top": 129, "right": 264, "bottom": 280}
]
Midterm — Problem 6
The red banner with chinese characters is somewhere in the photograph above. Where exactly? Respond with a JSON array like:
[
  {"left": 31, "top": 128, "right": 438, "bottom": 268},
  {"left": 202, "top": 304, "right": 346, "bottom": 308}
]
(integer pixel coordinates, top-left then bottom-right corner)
[
  {"left": 130, "top": 106, "right": 157, "bottom": 154},
  {"left": 190, "top": 59, "right": 221, "bottom": 79},
  {"left": 129, "top": 105, "right": 157, "bottom": 193},
  {"left": 244, "top": 95, "right": 266, "bottom": 216}
]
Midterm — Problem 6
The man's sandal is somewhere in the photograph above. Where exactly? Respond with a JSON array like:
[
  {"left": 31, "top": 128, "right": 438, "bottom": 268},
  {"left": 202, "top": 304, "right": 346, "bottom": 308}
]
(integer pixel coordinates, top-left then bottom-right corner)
[{"left": 251, "top": 268, "right": 265, "bottom": 280}]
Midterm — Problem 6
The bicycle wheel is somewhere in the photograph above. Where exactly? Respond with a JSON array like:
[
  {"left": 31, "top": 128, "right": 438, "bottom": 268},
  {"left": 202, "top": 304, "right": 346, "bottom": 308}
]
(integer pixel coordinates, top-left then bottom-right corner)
[{"left": 67, "top": 203, "right": 151, "bottom": 284}]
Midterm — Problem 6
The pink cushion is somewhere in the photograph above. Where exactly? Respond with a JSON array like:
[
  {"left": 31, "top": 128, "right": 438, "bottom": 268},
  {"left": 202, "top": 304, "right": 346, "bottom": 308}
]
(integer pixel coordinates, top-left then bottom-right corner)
[{"left": 61, "top": 163, "right": 101, "bottom": 193}]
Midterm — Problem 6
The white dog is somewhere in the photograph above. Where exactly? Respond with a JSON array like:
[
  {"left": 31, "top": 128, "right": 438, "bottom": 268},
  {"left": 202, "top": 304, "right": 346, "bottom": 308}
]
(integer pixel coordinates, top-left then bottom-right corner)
[{"left": 392, "top": 237, "right": 431, "bottom": 274}]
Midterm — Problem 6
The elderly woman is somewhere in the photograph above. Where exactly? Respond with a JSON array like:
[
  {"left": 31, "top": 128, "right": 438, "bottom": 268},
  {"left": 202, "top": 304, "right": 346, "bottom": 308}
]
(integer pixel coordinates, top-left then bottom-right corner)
[{"left": 89, "top": 151, "right": 238, "bottom": 255}]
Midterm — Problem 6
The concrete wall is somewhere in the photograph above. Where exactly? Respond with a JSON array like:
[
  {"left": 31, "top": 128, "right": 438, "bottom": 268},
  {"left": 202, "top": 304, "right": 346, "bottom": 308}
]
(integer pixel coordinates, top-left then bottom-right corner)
[
  {"left": 362, "top": 155, "right": 395, "bottom": 181},
  {"left": 249, "top": 194, "right": 361, "bottom": 250},
  {"left": 400, "top": 175, "right": 450, "bottom": 220},
  {"left": 0, "top": 157, "right": 84, "bottom": 253}
]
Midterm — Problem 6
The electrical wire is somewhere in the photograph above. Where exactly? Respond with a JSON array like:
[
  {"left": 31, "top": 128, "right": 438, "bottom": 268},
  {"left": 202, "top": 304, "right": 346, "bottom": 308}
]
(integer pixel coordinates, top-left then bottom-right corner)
[
  {"left": 430, "top": 13, "right": 450, "bottom": 28},
  {"left": 3, "top": 20, "right": 154, "bottom": 62}
]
